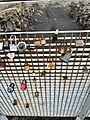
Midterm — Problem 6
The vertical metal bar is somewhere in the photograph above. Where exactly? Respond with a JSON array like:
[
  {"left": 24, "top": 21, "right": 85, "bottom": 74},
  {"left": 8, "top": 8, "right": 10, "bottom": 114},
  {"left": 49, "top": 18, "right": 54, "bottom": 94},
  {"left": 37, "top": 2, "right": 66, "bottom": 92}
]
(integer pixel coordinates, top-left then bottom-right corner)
[
  {"left": 72, "top": 57, "right": 90, "bottom": 115},
  {"left": 52, "top": 32, "right": 58, "bottom": 116},
  {"left": 42, "top": 34, "right": 48, "bottom": 116},
  {"left": 63, "top": 33, "right": 73, "bottom": 116},
  {"left": 56, "top": 37, "right": 63, "bottom": 116},
  {"left": 25, "top": 34, "right": 36, "bottom": 116},
  {"left": 2, "top": 48, "right": 20, "bottom": 115},
  {"left": 26, "top": 33, "right": 39, "bottom": 116},
  {"left": 17, "top": 34, "right": 30, "bottom": 116},
  {"left": 59, "top": 33, "right": 67, "bottom": 116},
  {"left": 0, "top": 106, "right": 10, "bottom": 115},
  {"left": 70, "top": 52, "right": 90, "bottom": 116},
  {"left": 5, "top": 55, "right": 25, "bottom": 116},
  {"left": 48, "top": 35, "right": 52, "bottom": 116},
  {"left": 22, "top": 36, "right": 34, "bottom": 116},
  {"left": 75, "top": 84, "right": 90, "bottom": 116},
  {"left": 12, "top": 58, "right": 28, "bottom": 116},
  {"left": 35, "top": 38, "right": 44, "bottom": 116},
  {"left": 0, "top": 85, "right": 14, "bottom": 115},
  {"left": 67, "top": 32, "right": 88, "bottom": 116},
  {"left": 65, "top": 33, "right": 81, "bottom": 116},
  {"left": 5, "top": 34, "right": 26, "bottom": 115}
]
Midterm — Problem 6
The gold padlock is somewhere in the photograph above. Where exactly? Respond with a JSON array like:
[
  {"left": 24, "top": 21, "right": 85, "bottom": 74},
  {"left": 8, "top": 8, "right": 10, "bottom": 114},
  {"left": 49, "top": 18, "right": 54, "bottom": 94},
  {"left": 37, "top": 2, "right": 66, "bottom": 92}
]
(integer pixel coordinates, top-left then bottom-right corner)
[
  {"left": 47, "top": 58, "right": 55, "bottom": 69},
  {"left": 57, "top": 43, "right": 68, "bottom": 54}
]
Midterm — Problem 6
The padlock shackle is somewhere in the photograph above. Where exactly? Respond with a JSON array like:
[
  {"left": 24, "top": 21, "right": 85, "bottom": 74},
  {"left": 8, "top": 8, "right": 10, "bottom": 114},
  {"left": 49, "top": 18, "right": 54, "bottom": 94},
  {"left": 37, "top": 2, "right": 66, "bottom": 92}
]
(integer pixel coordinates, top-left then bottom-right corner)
[{"left": 10, "top": 35, "right": 17, "bottom": 45}]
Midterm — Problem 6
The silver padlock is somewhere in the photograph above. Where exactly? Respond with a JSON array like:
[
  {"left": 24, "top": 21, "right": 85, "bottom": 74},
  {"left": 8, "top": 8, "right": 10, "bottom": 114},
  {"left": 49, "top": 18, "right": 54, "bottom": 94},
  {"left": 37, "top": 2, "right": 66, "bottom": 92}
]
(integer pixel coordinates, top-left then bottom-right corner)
[
  {"left": 10, "top": 35, "right": 17, "bottom": 52},
  {"left": 60, "top": 50, "right": 73, "bottom": 63}
]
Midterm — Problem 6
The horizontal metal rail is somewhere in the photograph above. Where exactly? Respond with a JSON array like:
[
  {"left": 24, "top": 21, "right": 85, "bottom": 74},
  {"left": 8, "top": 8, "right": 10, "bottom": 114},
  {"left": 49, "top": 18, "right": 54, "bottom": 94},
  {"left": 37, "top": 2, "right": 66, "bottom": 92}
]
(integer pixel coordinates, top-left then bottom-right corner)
[{"left": 0, "top": 30, "right": 90, "bottom": 35}]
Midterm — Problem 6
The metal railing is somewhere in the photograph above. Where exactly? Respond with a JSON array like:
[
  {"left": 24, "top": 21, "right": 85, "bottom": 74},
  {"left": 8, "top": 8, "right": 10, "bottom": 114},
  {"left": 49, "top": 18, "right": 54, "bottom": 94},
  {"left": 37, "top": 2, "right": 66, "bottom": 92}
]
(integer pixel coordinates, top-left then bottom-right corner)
[{"left": 0, "top": 30, "right": 90, "bottom": 116}]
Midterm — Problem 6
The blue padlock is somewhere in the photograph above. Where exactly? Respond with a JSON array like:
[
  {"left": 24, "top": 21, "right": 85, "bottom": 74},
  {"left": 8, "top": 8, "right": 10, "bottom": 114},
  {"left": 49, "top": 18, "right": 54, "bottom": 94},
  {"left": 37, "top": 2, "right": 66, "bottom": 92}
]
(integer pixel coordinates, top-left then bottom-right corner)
[{"left": 7, "top": 83, "right": 14, "bottom": 93}]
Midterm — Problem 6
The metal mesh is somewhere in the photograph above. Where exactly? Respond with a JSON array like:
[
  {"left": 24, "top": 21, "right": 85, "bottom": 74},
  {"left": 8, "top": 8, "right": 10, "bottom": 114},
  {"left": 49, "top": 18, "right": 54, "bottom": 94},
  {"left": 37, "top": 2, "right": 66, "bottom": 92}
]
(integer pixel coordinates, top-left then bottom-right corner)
[{"left": 0, "top": 30, "right": 90, "bottom": 116}]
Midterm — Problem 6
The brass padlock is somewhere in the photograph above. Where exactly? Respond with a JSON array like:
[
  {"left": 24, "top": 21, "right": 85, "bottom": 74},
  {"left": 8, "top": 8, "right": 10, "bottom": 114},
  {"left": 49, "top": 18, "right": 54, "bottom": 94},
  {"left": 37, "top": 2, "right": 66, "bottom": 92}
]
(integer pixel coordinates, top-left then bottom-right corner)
[
  {"left": 57, "top": 43, "right": 68, "bottom": 54},
  {"left": 24, "top": 63, "right": 30, "bottom": 71},
  {"left": 0, "top": 57, "right": 6, "bottom": 67},
  {"left": 47, "top": 58, "right": 55, "bottom": 69},
  {"left": 34, "top": 35, "right": 46, "bottom": 46}
]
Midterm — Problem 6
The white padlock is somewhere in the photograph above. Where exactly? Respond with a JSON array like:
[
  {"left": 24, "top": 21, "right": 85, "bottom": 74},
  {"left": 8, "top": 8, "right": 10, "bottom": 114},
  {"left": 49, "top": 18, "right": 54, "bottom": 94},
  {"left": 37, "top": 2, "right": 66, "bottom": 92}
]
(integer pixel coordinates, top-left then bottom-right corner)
[
  {"left": 0, "top": 40, "right": 3, "bottom": 50},
  {"left": 75, "top": 36, "right": 84, "bottom": 46},
  {"left": 10, "top": 35, "right": 17, "bottom": 52}
]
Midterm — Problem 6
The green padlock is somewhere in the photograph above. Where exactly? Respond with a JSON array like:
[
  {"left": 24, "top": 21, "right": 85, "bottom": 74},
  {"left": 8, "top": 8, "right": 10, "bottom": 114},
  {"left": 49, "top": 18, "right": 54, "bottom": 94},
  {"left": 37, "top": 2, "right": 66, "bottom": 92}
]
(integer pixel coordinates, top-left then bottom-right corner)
[{"left": 52, "top": 29, "right": 59, "bottom": 43}]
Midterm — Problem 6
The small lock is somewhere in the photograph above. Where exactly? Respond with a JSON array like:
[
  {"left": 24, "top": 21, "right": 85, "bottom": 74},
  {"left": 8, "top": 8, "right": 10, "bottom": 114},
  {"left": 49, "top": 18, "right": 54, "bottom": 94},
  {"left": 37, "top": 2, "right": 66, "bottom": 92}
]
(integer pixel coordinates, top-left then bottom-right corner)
[
  {"left": 24, "top": 63, "right": 30, "bottom": 71},
  {"left": 47, "top": 58, "right": 55, "bottom": 69},
  {"left": 60, "top": 50, "right": 73, "bottom": 63},
  {"left": 52, "top": 29, "right": 59, "bottom": 43},
  {"left": 75, "top": 36, "right": 84, "bottom": 46},
  {"left": 57, "top": 42, "right": 68, "bottom": 54},
  {"left": 35, "top": 91, "right": 39, "bottom": 98},
  {"left": 34, "top": 35, "right": 46, "bottom": 46},
  {"left": 0, "top": 40, "right": 3, "bottom": 50},
  {"left": 0, "top": 57, "right": 6, "bottom": 67},
  {"left": 26, "top": 103, "right": 29, "bottom": 108},
  {"left": 7, "top": 83, "right": 15, "bottom": 93},
  {"left": 20, "top": 80, "right": 27, "bottom": 91},
  {"left": 10, "top": 35, "right": 17, "bottom": 52},
  {"left": 12, "top": 99, "right": 17, "bottom": 106}
]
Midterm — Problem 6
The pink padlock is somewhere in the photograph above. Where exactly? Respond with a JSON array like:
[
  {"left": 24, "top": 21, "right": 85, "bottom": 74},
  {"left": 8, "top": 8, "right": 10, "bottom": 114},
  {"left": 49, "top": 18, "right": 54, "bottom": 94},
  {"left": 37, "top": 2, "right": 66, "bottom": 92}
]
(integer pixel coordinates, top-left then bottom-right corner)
[{"left": 20, "top": 80, "right": 27, "bottom": 91}]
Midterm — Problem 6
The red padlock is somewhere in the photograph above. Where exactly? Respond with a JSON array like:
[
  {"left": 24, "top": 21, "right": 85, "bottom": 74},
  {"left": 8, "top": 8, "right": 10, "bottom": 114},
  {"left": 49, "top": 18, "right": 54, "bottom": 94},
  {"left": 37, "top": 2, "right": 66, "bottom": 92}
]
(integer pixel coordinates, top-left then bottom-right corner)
[{"left": 20, "top": 80, "right": 27, "bottom": 91}]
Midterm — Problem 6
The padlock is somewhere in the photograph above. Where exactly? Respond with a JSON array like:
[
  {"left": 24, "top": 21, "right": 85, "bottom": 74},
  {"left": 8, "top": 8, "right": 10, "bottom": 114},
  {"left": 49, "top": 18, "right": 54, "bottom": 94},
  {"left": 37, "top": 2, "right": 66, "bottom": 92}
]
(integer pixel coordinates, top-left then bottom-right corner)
[
  {"left": 52, "top": 29, "right": 59, "bottom": 43},
  {"left": 57, "top": 42, "right": 68, "bottom": 54},
  {"left": 34, "top": 37, "right": 41, "bottom": 46},
  {"left": 75, "top": 36, "right": 84, "bottom": 46},
  {"left": 34, "top": 35, "right": 46, "bottom": 46},
  {"left": 0, "top": 40, "right": 3, "bottom": 50},
  {"left": 4, "top": 39, "right": 9, "bottom": 49},
  {"left": 12, "top": 99, "right": 17, "bottom": 106},
  {"left": 83, "top": 66, "right": 88, "bottom": 76},
  {"left": 41, "top": 35, "right": 46, "bottom": 45},
  {"left": 0, "top": 57, "right": 6, "bottom": 67},
  {"left": 35, "top": 91, "right": 39, "bottom": 98},
  {"left": 7, "top": 83, "right": 15, "bottom": 93},
  {"left": 17, "top": 42, "right": 27, "bottom": 52},
  {"left": 7, "top": 52, "right": 15, "bottom": 60},
  {"left": 10, "top": 35, "right": 17, "bottom": 51},
  {"left": 20, "top": 80, "right": 27, "bottom": 91},
  {"left": 47, "top": 58, "right": 55, "bottom": 69},
  {"left": 26, "top": 103, "right": 29, "bottom": 108},
  {"left": 60, "top": 50, "right": 73, "bottom": 63},
  {"left": 24, "top": 63, "right": 30, "bottom": 71}
]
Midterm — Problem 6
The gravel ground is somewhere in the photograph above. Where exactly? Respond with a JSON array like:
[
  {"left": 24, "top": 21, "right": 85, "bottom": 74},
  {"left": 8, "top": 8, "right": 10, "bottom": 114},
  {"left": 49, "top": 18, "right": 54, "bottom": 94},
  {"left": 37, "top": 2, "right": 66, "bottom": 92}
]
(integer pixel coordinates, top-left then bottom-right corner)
[{"left": 0, "top": 0, "right": 90, "bottom": 31}]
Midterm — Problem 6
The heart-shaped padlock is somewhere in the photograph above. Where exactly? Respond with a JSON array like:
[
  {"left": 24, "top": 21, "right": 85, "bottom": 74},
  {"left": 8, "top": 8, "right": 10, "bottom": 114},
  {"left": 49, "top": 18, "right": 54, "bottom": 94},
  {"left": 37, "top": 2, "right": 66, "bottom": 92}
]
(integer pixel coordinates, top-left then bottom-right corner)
[
  {"left": 7, "top": 52, "right": 15, "bottom": 60},
  {"left": 7, "top": 83, "right": 15, "bottom": 93},
  {"left": 20, "top": 80, "right": 27, "bottom": 91}
]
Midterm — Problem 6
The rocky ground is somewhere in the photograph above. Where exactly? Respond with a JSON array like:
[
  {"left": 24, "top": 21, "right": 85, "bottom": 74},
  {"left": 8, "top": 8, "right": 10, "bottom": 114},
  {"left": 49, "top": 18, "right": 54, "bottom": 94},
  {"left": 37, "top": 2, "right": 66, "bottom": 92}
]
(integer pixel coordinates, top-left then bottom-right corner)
[{"left": 0, "top": 1, "right": 90, "bottom": 31}]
